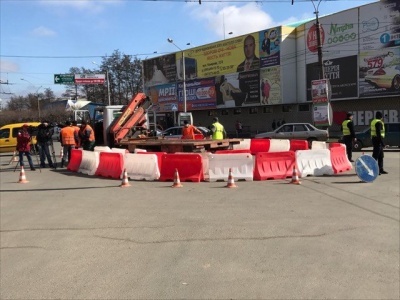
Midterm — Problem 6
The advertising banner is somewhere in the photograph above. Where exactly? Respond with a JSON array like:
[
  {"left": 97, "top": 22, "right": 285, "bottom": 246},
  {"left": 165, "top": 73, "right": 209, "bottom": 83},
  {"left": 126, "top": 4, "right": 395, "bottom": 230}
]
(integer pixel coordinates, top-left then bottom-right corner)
[
  {"left": 143, "top": 54, "right": 177, "bottom": 87},
  {"left": 305, "top": 9, "right": 359, "bottom": 63},
  {"left": 177, "top": 78, "right": 216, "bottom": 111},
  {"left": 359, "top": 0, "right": 400, "bottom": 51},
  {"left": 260, "top": 66, "right": 282, "bottom": 105},
  {"left": 311, "top": 79, "right": 330, "bottom": 103},
  {"left": 307, "top": 55, "right": 358, "bottom": 100},
  {"left": 74, "top": 74, "right": 105, "bottom": 85},
  {"left": 186, "top": 33, "right": 260, "bottom": 78},
  {"left": 359, "top": 46, "right": 400, "bottom": 97},
  {"left": 313, "top": 103, "right": 332, "bottom": 126},
  {"left": 259, "top": 27, "right": 281, "bottom": 68},
  {"left": 238, "top": 70, "right": 260, "bottom": 106},
  {"left": 145, "top": 83, "right": 178, "bottom": 112}
]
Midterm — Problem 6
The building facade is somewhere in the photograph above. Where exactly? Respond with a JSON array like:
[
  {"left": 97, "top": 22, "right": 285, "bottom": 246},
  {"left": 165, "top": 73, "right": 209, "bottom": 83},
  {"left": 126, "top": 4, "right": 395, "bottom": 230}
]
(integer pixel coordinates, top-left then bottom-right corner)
[{"left": 143, "top": 0, "right": 400, "bottom": 136}]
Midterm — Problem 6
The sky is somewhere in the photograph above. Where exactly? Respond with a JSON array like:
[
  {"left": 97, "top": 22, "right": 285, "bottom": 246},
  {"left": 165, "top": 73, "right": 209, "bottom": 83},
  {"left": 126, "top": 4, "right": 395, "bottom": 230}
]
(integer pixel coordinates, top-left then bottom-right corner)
[{"left": 0, "top": 0, "right": 378, "bottom": 104}]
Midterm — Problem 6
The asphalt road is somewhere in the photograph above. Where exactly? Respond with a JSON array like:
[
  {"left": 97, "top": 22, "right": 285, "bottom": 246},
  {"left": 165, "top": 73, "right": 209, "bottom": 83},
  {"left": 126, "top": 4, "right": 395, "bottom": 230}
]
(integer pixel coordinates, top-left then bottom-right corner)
[{"left": 1, "top": 146, "right": 399, "bottom": 299}]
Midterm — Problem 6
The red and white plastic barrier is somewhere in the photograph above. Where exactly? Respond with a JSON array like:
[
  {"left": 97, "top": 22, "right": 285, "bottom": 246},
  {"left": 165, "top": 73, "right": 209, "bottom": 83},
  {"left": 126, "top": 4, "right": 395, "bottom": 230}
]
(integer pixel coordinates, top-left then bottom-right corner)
[
  {"left": 295, "top": 149, "right": 334, "bottom": 177},
  {"left": 207, "top": 153, "right": 254, "bottom": 182}
]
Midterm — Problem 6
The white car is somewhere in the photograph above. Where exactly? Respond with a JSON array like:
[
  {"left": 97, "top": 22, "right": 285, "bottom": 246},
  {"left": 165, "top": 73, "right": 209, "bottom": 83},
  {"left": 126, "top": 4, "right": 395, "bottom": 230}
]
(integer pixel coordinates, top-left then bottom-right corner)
[
  {"left": 255, "top": 123, "right": 329, "bottom": 143},
  {"left": 365, "top": 65, "right": 400, "bottom": 91}
]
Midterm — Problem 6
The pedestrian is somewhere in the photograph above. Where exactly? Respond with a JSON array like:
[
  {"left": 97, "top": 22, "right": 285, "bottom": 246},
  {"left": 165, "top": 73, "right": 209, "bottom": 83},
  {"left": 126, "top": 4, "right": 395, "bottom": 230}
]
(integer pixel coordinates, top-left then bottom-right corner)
[
  {"left": 235, "top": 120, "right": 243, "bottom": 136},
  {"left": 71, "top": 120, "right": 80, "bottom": 149},
  {"left": 16, "top": 124, "right": 36, "bottom": 171},
  {"left": 79, "top": 120, "right": 96, "bottom": 151},
  {"left": 341, "top": 113, "right": 356, "bottom": 162},
  {"left": 272, "top": 119, "right": 276, "bottom": 130},
  {"left": 181, "top": 120, "right": 202, "bottom": 139},
  {"left": 36, "top": 120, "right": 55, "bottom": 168},
  {"left": 60, "top": 121, "right": 77, "bottom": 167},
  {"left": 209, "top": 117, "right": 227, "bottom": 140},
  {"left": 371, "top": 111, "right": 388, "bottom": 175},
  {"left": 277, "top": 120, "right": 281, "bottom": 127}
]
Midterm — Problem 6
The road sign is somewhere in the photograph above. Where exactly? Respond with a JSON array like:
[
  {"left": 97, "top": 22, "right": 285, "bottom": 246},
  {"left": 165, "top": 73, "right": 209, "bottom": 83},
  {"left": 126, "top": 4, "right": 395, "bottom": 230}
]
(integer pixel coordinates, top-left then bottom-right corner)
[
  {"left": 171, "top": 104, "right": 178, "bottom": 111},
  {"left": 74, "top": 74, "right": 105, "bottom": 85},
  {"left": 355, "top": 155, "right": 379, "bottom": 183},
  {"left": 54, "top": 74, "right": 75, "bottom": 84}
]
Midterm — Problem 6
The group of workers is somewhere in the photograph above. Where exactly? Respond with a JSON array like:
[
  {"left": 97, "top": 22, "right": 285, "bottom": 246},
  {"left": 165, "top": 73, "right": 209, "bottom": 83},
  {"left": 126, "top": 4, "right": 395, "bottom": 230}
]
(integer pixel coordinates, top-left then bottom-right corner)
[
  {"left": 341, "top": 111, "right": 387, "bottom": 175},
  {"left": 16, "top": 120, "right": 95, "bottom": 170},
  {"left": 181, "top": 117, "right": 227, "bottom": 140}
]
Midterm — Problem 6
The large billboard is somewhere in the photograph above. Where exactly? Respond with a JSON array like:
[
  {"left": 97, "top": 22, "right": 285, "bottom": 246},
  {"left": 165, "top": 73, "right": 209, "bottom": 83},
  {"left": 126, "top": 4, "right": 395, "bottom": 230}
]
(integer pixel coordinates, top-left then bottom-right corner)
[{"left": 307, "top": 55, "right": 358, "bottom": 100}]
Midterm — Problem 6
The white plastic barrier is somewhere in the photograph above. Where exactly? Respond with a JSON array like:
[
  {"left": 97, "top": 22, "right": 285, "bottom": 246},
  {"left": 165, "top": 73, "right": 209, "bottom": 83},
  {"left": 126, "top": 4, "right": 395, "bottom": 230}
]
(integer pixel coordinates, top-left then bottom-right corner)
[
  {"left": 78, "top": 150, "right": 100, "bottom": 176},
  {"left": 123, "top": 153, "right": 160, "bottom": 180},
  {"left": 269, "top": 139, "right": 290, "bottom": 152},
  {"left": 295, "top": 149, "right": 334, "bottom": 177},
  {"left": 207, "top": 153, "right": 254, "bottom": 182},
  {"left": 134, "top": 148, "right": 147, "bottom": 153},
  {"left": 232, "top": 138, "right": 251, "bottom": 150},
  {"left": 111, "top": 148, "right": 129, "bottom": 154},
  {"left": 94, "top": 146, "right": 111, "bottom": 152},
  {"left": 311, "top": 141, "right": 328, "bottom": 150}
]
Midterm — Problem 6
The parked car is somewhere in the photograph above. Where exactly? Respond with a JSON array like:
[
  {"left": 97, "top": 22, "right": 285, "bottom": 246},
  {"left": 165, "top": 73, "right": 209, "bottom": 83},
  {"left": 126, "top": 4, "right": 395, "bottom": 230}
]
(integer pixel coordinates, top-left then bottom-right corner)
[
  {"left": 254, "top": 123, "right": 329, "bottom": 145},
  {"left": 162, "top": 126, "right": 211, "bottom": 139},
  {"left": 339, "top": 122, "right": 400, "bottom": 151},
  {"left": 365, "top": 64, "right": 400, "bottom": 91}
]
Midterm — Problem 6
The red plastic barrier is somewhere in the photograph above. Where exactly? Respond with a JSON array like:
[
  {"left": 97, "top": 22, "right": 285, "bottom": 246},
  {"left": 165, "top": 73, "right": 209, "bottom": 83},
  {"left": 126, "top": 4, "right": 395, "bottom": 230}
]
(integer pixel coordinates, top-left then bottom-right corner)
[
  {"left": 67, "top": 149, "right": 83, "bottom": 172},
  {"left": 95, "top": 152, "right": 124, "bottom": 179},
  {"left": 329, "top": 142, "right": 343, "bottom": 149},
  {"left": 250, "top": 139, "right": 270, "bottom": 154},
  {"left": 194, "top": 134, "right": 205, "bottom": 140},
  {"left": 253, "top": 151, "right": 295, "bottom": 180},
  {"left": 215, "top": 149, "right": 251, "bottom": 154},
  {"left": 159, "top": 153, "right": 203, "bottom": 182},
  {"left": 330, "top": 145, "right": 352, "bottom": 174},
  {"left": 289, "top": 139, "right": 309, "bottom": 151},
  {"left": 137, "top": 151, "right": 166, "bottom": 173}
]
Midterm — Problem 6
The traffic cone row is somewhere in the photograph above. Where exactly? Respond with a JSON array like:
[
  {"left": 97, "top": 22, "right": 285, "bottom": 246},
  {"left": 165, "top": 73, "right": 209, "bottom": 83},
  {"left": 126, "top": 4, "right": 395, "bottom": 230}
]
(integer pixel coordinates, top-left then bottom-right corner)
[
  {"left": 171, "top": 168, "right": 183, "bottom": 188},
  {"left": 290, "top": 165, "right": 301, "bottom": 185},
  {"left": 226, "top": 168, "right": 237, "bottom": 188},
  {"left": 120, "top": 169, "right": 131, "bottom": 187},
  {"left": 18, "top": 166, "right": 29, "bottom": 183}
]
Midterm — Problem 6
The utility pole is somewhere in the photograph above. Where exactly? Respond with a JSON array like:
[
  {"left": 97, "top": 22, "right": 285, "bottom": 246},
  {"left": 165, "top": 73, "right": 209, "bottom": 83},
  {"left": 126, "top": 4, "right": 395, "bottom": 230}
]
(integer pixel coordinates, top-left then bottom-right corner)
[{"left": 312, "top": 0, "right": 325, "bottom": 79}]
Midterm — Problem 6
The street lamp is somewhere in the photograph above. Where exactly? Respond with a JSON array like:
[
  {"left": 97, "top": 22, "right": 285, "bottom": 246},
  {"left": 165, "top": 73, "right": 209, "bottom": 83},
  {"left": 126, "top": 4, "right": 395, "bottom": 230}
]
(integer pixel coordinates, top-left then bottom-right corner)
[
  {"left": 92, "top": 61, "right": 111, "bottom": 106},
  {"left": 21, "top": 78, "right": 42, "bottom": 120},
  {"left": 167, "top": 38, "right": 187, "bottom": 113}
]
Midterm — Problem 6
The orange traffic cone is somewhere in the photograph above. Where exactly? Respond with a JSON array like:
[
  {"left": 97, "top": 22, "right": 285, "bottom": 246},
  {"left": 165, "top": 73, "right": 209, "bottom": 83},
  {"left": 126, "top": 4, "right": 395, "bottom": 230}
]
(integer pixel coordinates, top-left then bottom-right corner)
[
  {"left": 120, "top": 169, "right": 131, "bottom": 187},
  {"left": 18, "top": 166, "right": 29, "bottom": 183},
  {"left": 226, "top": 168, "right": 237, "bottom": 188},
  {"left": 59, "top": 147, "right": 63, "bottom": 158},
  {"left": 290, "top": 165, "right": 301, "bottom": 185},
  {"left": 171, "top": 168, "right": 183, "bottom": 188}
]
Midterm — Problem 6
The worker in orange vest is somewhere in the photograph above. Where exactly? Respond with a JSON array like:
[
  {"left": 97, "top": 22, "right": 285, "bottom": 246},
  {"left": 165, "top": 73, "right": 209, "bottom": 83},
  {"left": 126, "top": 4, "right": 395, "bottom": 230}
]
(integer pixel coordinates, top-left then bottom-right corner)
[
  {"left": 79, "top": 120, "right": 96, "bottom": 151},
  {"left": 60, "top": 121, "right": 77, "bottom": 167},
  {"left": 181, "top": 120, "right": 202, "bottom": 139},
  {"left": 71, "top": 120, "right": 81, "bottom": 149}
]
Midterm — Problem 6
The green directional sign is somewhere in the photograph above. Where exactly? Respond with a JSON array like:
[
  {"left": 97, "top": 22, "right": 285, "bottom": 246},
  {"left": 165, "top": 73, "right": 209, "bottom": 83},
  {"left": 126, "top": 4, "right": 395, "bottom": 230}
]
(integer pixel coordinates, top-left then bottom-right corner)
[{"left": 54, "top": 74, "right": 75, "bottom": 84}]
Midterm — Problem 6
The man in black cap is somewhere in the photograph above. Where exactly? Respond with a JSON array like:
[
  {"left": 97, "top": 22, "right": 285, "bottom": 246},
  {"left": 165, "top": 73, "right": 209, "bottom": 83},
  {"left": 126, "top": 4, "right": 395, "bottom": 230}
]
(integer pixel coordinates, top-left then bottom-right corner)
[
  {"left": 36, "top": 120, "right": 55, "bottom": 168},
  {"left": 341, "top": 112, "right": 356, "bottom": 162},
  {"left": 370, "top": 111, "right": 387, "bottom": 175}
]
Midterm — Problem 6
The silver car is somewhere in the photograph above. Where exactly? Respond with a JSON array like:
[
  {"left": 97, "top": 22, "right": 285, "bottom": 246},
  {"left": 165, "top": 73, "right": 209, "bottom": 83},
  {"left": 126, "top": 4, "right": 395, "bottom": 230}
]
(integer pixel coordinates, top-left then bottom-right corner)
[
  {"left": 255, "top": 123, "right": 329, "bottom": 143},
  {"left": 162, "top": 126, "right": 211, "bottom": 139}
]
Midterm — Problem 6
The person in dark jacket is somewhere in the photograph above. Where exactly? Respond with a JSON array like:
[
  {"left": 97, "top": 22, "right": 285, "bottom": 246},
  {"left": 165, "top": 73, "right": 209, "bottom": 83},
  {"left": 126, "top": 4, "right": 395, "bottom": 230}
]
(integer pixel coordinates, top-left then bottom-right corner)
[
  {"left": 16, "top": 124, "right": 36, "bottom": 171},
  {"left": 341, "top": 113, "right": 356, "bottom": 162},
  {"left": 371, "top": 111, "right": 388, "bottom": 175},
  {"left": 36, "top": 121, "right": 55, "bottom": 168}
]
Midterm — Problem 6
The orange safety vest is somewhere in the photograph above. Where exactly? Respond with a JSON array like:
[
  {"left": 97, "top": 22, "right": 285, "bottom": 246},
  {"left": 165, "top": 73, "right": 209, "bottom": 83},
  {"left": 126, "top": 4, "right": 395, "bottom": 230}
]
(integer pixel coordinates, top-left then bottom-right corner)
[
  {"left": 73, "top": 126, "right": 80, "bottom": 146},
  {"left": 61, "top": 126, "right": 76, "bottom": 145},
  {"left": 182, "top": 125, "right": 197, "bottom": 139},
  {"left": 80, "top": 125, "right": 95, "bottom": 142}
]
